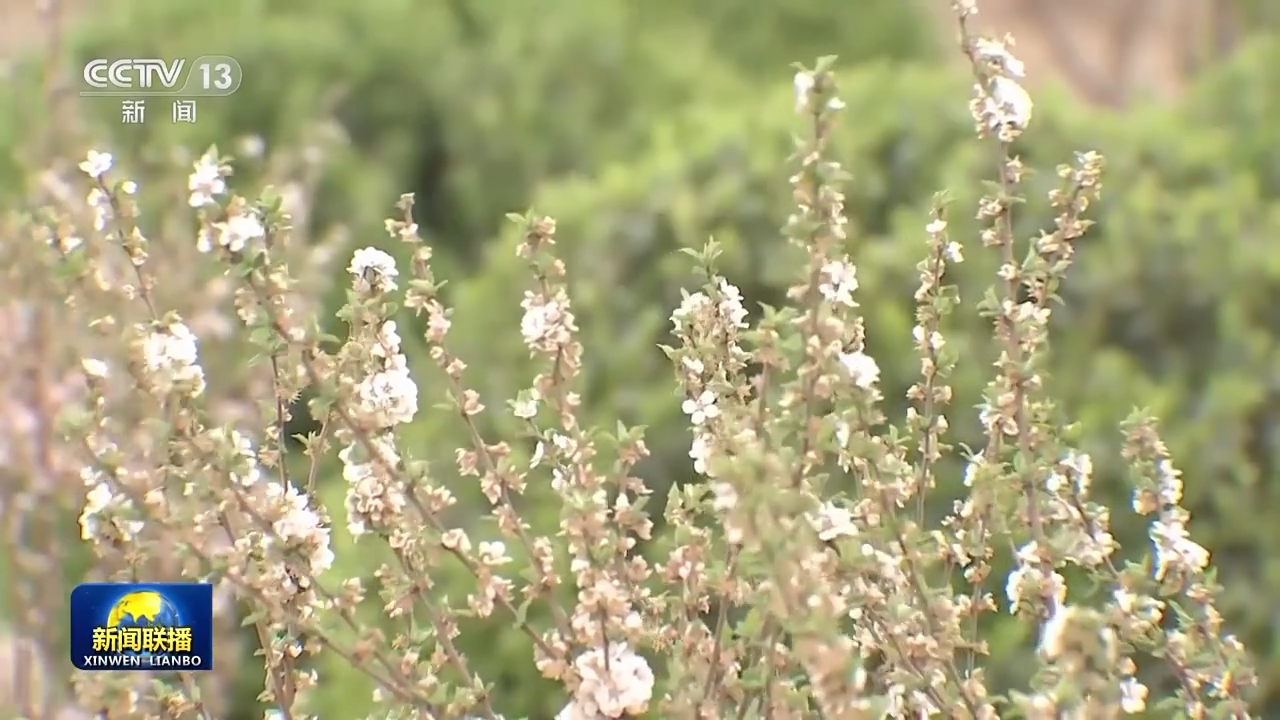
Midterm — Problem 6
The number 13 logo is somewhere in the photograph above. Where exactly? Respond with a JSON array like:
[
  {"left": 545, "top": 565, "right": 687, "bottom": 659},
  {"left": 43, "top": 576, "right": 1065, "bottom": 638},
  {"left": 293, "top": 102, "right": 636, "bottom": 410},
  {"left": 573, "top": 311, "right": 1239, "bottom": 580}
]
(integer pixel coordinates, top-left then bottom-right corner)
[{"left": 200, "top": 63, "right": 233, "bottom": 91}]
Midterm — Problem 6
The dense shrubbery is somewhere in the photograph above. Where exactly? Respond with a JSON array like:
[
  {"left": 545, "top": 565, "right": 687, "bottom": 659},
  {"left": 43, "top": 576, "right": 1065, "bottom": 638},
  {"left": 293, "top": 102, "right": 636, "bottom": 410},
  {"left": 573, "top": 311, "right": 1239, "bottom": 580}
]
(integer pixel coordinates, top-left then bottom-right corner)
[{"left": 1, "top": 0, "right": 1279, "bottom": 717}]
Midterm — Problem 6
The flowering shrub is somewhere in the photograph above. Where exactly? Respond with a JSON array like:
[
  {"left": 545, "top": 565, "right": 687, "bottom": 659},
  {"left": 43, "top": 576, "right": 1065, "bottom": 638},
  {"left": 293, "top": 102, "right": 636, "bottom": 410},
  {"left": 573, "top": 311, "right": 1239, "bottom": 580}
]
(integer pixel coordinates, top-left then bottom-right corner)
[{"left": 0, "top": 2, "right": 1261, "bottom": 718}]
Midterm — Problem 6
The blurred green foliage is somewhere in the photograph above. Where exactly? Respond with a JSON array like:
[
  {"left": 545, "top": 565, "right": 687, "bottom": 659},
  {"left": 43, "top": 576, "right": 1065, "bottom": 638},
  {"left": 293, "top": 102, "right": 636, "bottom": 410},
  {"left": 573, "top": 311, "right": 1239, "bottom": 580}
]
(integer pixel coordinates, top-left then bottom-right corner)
[{"left": 5, "top": 0, "right": 1280, "bottom": 716}]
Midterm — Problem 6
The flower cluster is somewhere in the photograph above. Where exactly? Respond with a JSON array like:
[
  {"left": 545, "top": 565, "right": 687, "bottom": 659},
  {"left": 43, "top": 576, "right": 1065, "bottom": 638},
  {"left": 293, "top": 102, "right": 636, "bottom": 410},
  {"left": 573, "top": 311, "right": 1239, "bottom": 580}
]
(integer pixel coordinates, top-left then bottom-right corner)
[
  {"left": 338, "top": 248, "right": 418, "bottom": 537},
  {"left": 558, "top": 643, "right": 655, "bottom": 719},
  {"left": 134, "top": 317, "right": 207, "bottom": 398}
]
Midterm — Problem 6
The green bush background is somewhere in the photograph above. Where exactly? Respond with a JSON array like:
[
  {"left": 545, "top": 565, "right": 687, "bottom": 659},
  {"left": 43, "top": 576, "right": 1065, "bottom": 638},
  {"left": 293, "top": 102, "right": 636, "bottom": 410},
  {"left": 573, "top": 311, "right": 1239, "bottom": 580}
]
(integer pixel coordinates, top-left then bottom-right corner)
[{"left": 4, "top": 0, "right": 1280, "bottom": 716}]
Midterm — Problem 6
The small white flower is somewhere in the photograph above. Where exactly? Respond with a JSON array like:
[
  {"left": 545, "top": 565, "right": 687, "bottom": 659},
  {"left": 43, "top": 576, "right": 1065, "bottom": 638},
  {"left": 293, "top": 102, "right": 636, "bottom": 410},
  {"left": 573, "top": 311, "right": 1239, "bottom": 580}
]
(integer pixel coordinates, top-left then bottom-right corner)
[
  {"left": 681, "top": 356, "right": 704, "bottom": 376},
  {"left": 87, "top": 187, "right": 112, "bottom": 231},
  {"left": 211, "top": 212, "right": 265, "bottom": 253},
  {"left": 1038, "top": 607, "right": 1069, "bottom": 659},
  {"left": 81, "top": 358, "right": 109, "bottom": 379},
  {"left": 1155, "top": 459, "right": 1183, "bottom": 506},
  {"left": 441, "top": 528, "right": 471, "bottom": 552},
  {"left": 1062, "top": 450, "right": 1093, "bottom": 494},
  {"left": 838, "top": 350, "right": 880, "bottom": 390},
  {"left": 143, "top": 322, "right": 198, "bottom": 370},
  {"left": 1007, "top": 541, "right": 1046, "bottom": 613},
  {"left": 428, "top": 310, "right": 451, "bottom": 338},
  {"left": 521, "top": 298, "right": 564, "bottom": 347},
  {"left": 793, "top": 71, "right": 815, "bottom": 113},
  {"left": 808, "top": 501, "right": 856, "bottom": 541},
  {"left": 348, "top": 247, "right": 399, "bottom": 293},
  {"left": 265, "top": 482, "right": 333, "bottom": 573},
  {"left": 983, "top": 76, "right": 1034, "bottom": 129},
  {"left": 671, "top": 291, "right": 711, "bottom": 331},
  {"left": 973, "top": 38, "right": 1026, "bottom": 77},
  {"left": 1151, "top": 520, "right": 1209, "bottom": 580},
  {"left": 716, "top": 279, "right": 749, "bottom": 328},
  {"left": 520, "top": 291, "right": 577, "bottom": 353},
  {"left": 188, "top": 150, "right": 226, "bottom": 207},
  {"left": 689, "top": 433, "right": 712, "bottom": 475},
  {"left": 207, "top": 428, "right": 262, "bottom": 486},
  {"left": 80, "top": 482, "right": 113, "bottom": 524},
  {"left": 943, "top": 241, "right": 964, "bottom": 263},
  {"left": 478, "top": 540, "right": 510, "bottom": 566},
  {"left": 680, "top": 390, "right": 720, "bottom": 426},
  {"left": 834, "top": 420, "right": 851, "bottom": 448},
  {"left": 913, "top": 325, "right": 945, "bottom": 350},
  {"left": 1119, "top": 677, "right": 1148, "bottom": 714},
  {"left": 709, "top": 481, "right": 737, "bottom": 512},
  {"left": 340, "top": 436, "right": 406, "bottom": 538},
  {"left": 79, "top": 150, "right": 113, "bottom": 180},
  {"left": 512, "top": 397, "right": 538, "bottom": 419},
  {"left": 563, "top": 643, "right": 654, "bottom": 719},
  {"left": 140, "top": 320, "right": 206, "bottom": 397},
  {"left": 372, "top": 321, "right": 403, "bottom": 359},
  {"left": 356, "top": 365, "right": 418, "bottom": 428},
  {"left": 818, "top": 260, "right": 859, "bottom": 307}
]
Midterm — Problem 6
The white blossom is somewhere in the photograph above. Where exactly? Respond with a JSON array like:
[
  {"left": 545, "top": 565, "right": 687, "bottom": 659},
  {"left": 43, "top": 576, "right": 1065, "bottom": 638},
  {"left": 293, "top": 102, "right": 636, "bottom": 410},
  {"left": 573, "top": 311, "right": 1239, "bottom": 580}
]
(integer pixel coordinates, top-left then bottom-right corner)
[
  {"left": 81, "top": 358, "right": 110, "bottom": 379},
  {"left": 1038, "top": 606, "right": 1069, "bottom": 659},
  {"left": 818, "top": 259, "right": 859, "bottom": 307},
  {"left": 478, "top": 541, "right": 511, "bottom": 566},
  {"left": 838, "top": 350, "right": 880, "bottom": 390},
  {"left": 79, "top": 482, "right": 114, "bottom": 540},
  {"left": 348, "top": 247, "right": 400, "bottom": 294},
  {"left": 441, "top": 528, "right": 472, "bottom": 553},
  {"left": 913, "top": 325, "right": 945, "bottom": 350},
  {"left": 200, "top": 212, "right": 265, "bottom": 254},
  {"left": 983, "top": 76, "right": 1034, "bottom": 129},
  {"left": 680, "top": 356, "right": 704, "bottom": 376},
  {"left": 372, "top": 320, "right": 403, "bottom": 359},
  {"left": 265, "top": 481, "right": 334, "bottom": 573},
  {"left": 1151, "top": 519, "right": 1209, "bottom": 580},
  {"left": 1155, "top": 459, "right": 1183, "bottom": 507},
  {"left": 520, "top": 292, "right": 575, "bottom": 351},
  {"left": 680, "top": 390, "right": 720, "bottom": 426},
  {"left": 1148, "top": 460, "right": 1209, "bottom": 580},
  {"left": 709, "top": 481, "right": 737, "bottom": 512},
  {"left": 340, "top": 438, "right": 406, "bottom": 538},
  {"left": 670, "top": 291, "right": 711, "bottom": 331},
  {"left": 559, "top": 643, "right": 654, "bottom": 719},
  {"left": 356, "top": 359, "right": 418, "bottom": 428},
  {"left": 973, "top": 37, "right": 1026, "bottom": 77},
  {"left": 188, "top": 150, "right": 226, "bottom": 207},
  {"left": 1006, "top": 541, "right": 1066, "bottom": 614},
  {"left": 1119, "top": 676, "right": 1149, "bottom": 714},
  {"left": 944, "top": 241, "right": 964, "bottom": 263},
  {"left": 207, "top": 428, "right": 262, "bottom": 487},
  {"left": 87, "top": 187, "right": 112, "bottom": 231},
  {"left": 139, "top": 320, "right": 206, "bottom": 397},
  {"left": 512, "top": 396, "right": 538, "bottom": 419},
  {"left": 79, "top": 150, "right": 113, "bottom": 180},
  {"left": 689, "top": 433, "right": 713, "bottom": 475},
  {"left": 716, "top": 279, "right": 749, "bottom": 328},
  {"left": 808, "top": 501, "right": 856, "bottom": 541},
  {"left": 793, "top": 71, "right": 815, "bottom": 113}
]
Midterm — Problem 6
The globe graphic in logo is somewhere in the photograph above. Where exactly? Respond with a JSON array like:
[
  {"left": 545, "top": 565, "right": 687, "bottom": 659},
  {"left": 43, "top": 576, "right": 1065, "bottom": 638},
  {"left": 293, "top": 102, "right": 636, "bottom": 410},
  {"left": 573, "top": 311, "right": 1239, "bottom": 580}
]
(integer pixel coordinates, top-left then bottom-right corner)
[{"left": 107, "top": 591, "right": 183, "bottom": 663}]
